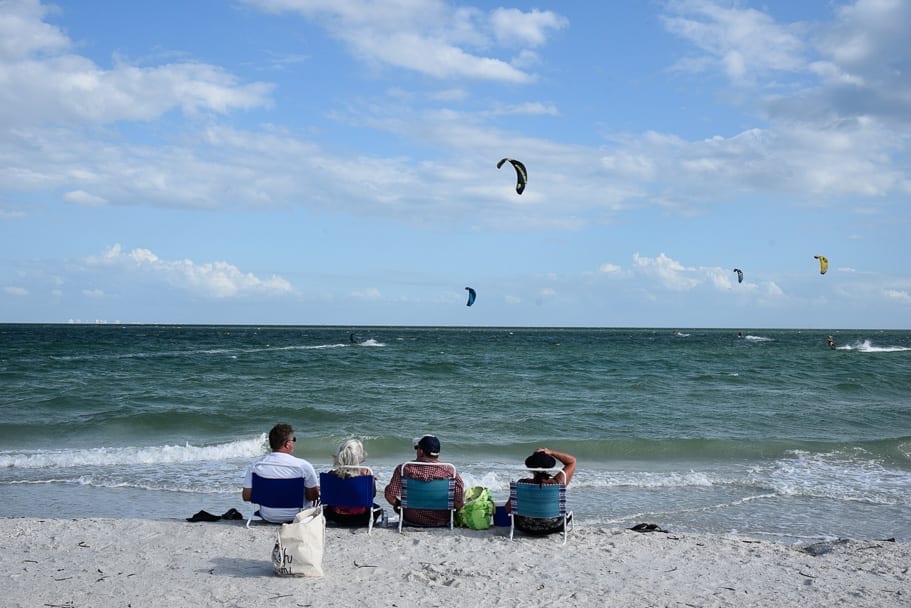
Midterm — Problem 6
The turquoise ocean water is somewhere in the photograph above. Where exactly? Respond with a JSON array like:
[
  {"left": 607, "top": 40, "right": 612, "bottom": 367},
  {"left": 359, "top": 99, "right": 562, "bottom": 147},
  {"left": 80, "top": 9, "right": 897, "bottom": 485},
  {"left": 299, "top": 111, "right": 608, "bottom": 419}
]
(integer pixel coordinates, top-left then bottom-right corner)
[{"left": 1, "top": 324, "right": 909, "bottom": 543}]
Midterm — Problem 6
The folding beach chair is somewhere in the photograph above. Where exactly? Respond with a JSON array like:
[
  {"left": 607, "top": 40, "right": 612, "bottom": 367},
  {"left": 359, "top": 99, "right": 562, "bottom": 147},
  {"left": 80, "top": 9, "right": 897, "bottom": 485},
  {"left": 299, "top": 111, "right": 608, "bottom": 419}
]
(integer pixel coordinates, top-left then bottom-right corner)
[
  {"left": 319, "top": 466, "right": 383, "bottom": 534},
  {"left": 246, "top": 464, "right": 308, "bottom": 528},
  {"left": 396, "top": 461, "right": 458, "bottom": 533},
  {"left": 508, "top": 469, "right": 574, "bottom": 544}
]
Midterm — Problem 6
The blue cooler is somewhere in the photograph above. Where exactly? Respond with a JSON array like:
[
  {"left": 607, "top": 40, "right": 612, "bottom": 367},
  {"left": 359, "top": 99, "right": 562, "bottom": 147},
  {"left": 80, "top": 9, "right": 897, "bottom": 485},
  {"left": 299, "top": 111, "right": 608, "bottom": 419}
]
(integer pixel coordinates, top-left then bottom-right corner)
[{"left": 494, "top": 505, "right": 510, "bottom": 527}]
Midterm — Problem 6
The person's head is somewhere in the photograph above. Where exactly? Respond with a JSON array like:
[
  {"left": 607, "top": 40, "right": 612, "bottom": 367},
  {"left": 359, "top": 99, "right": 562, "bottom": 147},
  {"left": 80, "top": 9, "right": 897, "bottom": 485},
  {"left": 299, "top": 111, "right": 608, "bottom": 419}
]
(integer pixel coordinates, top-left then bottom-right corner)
[
  {"left": 525, "top": 450, "right": 557, "bottom": 481},
  {"left": 413, "top": 434, "right": 441, "bottom": 458},
  {"left": 268, "top": 423, "right": 296, "bottom": 452},
  {"left": 333, "top": 438, "right": 367, "bottom": 478}
]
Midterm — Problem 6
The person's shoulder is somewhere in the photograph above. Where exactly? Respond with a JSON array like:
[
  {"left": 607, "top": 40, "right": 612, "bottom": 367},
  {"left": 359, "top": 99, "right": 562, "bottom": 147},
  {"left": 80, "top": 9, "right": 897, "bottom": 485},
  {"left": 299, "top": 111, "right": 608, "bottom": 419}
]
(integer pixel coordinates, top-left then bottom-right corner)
[
  {"left": 264, "top": 452, "right": 312, "bottom": 470},
  {"left": 294, "top": 456, "right": 317, "bottom": 471}
]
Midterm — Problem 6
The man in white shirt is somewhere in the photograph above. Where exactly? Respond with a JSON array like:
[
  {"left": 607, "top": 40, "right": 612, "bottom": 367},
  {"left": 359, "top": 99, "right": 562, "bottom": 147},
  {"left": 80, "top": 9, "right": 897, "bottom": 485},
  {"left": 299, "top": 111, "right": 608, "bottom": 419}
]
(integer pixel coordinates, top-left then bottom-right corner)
[{"left": 242, "top": 423, "right": 320, "bottom": 523}]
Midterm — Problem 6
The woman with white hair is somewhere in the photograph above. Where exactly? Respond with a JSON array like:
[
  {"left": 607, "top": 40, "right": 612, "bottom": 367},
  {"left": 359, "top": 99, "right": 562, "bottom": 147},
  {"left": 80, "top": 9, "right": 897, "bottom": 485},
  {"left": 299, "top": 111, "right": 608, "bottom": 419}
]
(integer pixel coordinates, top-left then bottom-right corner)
[{"left": 323, "top": 438, "right": 382, "bottom": 526}]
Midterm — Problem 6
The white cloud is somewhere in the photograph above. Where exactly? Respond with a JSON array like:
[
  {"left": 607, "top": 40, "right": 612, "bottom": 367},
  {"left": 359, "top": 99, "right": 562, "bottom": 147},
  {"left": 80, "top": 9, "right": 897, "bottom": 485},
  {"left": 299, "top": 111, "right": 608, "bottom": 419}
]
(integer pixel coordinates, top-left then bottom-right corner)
[
  {"left": 4, "top": 286, "right": 29, "bottom": 296},
  {"left": 0, "top": 0, "right": 906, "bottom": 239},
  {"left": 244, "top": 0, "right": 566, "bottom": 82},
  {"left": 0, "top": 208, "right": 27, "bottom": 219},
  {"left": 599, "top": 263, "right": 623, "bottom": 275},
  {"left": 86, "top": 244, "right": 294, "bottom": 299},
  {"left": 351, "top": 287, "right": 382, "bottom": 300},
  {"left": 0, "top": 0, "right": 69, "bottom": 61},
  {"left": 632, "top": 252, "right": 733, "bottom": 291},
  {"left": 490, "top": 8, "right": 569, "bottom": 48},
  {"left": 81, "top": 288, "right": 105, "bottom": 298},
  {"left": 819, "top": 0, "right": 911, "bottom": 69},
  {"left": 884, "top": 289, "right": 911, "bottom": 303},
  {"left": 0, "top": 0, "right": 273, "bottom": 129},
  {"left": 662, "top": 0, "right": 806, "bottom": 83},
  {"left": 489, "top": 102, "right": 559, "bottom": 117},
  {"left": 766, "top": 282, "right": 785, "bottom": 297},
  {"left": 64, "top": 190, "right": 108, "bottom": 207}
]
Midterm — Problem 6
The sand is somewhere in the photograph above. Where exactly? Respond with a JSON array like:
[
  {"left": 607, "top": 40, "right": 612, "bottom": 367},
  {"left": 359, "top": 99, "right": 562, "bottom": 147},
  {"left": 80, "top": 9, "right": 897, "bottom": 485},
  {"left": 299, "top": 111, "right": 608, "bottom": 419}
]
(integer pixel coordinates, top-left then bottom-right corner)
[{"left": 2, "top": 517, "right": 907, "bottom": 607}]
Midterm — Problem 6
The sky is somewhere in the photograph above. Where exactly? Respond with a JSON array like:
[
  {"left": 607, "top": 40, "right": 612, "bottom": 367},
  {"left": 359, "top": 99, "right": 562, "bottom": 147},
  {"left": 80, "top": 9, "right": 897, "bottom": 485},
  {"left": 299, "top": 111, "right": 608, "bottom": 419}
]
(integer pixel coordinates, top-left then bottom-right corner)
[{"left": 1, "top": 0, "right": 909, "bottom": 329}]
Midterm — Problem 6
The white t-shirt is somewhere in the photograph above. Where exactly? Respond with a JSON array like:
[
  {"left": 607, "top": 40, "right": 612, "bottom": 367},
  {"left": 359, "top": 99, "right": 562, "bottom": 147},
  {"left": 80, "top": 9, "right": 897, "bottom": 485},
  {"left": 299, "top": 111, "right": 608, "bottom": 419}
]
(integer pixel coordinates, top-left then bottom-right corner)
[{"left": 243, "top": 451, "right": 319, "bottom": 523}]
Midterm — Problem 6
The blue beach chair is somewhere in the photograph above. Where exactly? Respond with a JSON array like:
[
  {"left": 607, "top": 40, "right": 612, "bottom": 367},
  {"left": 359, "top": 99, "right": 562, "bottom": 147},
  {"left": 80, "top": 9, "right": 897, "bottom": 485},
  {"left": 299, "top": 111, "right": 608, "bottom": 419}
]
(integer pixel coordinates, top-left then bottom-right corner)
[
  {"left": 246, "top": 465, "right": 308, "bottom": 528},
  {"left": 319, "top": 467, "right": 383, "bottom": 534}
]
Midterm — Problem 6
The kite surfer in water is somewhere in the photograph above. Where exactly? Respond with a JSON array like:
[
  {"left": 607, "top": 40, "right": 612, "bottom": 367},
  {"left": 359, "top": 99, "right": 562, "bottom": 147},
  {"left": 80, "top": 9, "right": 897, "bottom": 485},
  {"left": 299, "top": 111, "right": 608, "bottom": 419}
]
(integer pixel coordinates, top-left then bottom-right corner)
[{"left": 826, "top": 336, "right": 836, "bottom": 350}]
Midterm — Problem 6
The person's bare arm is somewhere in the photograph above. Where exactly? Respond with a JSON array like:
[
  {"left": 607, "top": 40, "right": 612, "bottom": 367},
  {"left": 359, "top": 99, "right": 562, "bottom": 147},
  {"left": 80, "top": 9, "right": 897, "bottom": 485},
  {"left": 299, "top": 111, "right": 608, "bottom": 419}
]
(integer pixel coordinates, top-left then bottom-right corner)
[
  {"left": 539, "top": 448, "right": 576, "bottom": 485},
  {"left": 384, "top": 469, "right": 402, "bottom": 511}
]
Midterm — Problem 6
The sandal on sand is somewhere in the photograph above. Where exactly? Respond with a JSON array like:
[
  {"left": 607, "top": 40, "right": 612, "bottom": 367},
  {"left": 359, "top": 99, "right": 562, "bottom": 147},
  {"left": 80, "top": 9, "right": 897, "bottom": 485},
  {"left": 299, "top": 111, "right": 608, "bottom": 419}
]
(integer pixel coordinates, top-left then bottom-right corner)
[
  {"left": 220, "top": 508, "right": 244, "bottom": 521},
  {"left": 186, "top": 510, "right": 221, "bottom": 522},
  {"left": 630, "top": 523, "right": 667, "bottom": 533}
]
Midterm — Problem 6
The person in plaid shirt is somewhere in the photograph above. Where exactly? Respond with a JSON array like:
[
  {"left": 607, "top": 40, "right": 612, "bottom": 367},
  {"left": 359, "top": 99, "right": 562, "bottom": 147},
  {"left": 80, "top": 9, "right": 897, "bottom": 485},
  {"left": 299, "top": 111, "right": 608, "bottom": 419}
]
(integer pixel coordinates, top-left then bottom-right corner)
[{"left": 384, "top": 435, "right": 464, "bottom": 527}]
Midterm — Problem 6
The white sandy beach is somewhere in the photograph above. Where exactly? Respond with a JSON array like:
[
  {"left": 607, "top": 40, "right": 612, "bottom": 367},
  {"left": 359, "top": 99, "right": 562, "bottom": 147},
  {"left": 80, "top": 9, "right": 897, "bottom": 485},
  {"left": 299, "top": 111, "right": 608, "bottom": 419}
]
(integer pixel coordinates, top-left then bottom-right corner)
[{"left": 2, "top": 517, "right": 907, "bottom": 607}]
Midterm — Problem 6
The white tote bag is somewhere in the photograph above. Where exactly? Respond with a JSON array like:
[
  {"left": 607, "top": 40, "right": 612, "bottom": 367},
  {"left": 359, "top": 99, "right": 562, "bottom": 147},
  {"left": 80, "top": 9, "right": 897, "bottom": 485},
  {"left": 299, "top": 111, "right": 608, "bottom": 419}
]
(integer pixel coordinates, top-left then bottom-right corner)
[{"left": 272, "top": 505, "right": 325, "bottom": 577}]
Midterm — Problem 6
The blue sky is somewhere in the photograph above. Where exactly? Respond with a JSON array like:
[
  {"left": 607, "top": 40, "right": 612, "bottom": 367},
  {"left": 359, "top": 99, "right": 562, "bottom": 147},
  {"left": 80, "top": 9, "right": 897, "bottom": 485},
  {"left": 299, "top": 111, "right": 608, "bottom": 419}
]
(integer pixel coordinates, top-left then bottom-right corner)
[{"left": 1, "top": 0, "right": 909, "bottom": 328}]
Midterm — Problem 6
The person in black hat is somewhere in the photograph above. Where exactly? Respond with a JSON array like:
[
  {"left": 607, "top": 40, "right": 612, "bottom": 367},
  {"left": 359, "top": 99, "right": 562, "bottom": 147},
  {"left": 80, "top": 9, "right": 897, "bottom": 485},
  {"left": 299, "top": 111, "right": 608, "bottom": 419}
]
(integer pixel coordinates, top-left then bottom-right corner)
[
  {"left": 384, "top": 434, "right": 464, "bottom": 527},
  {"left": 505, "top": 447, "right": 576, "bottom": 535}
]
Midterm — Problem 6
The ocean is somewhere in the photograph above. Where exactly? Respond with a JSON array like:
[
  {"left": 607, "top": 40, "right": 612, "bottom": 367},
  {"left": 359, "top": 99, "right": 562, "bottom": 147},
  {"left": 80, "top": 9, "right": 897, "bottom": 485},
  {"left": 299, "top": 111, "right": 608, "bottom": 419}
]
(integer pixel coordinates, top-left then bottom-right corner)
[{"left": 1, "top": 324, "right": 909, "bottom": 544}]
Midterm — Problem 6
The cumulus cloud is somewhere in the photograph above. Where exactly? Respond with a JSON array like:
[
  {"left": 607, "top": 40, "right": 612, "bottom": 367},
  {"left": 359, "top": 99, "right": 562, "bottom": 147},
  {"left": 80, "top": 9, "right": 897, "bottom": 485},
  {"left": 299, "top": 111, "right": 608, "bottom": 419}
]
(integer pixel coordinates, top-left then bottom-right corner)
[
  {"left": 490, "top": 8, "right": 569, "bottom": 48},
  {"left": 4, "top": 286, "right": 29, "bottom": 296},
  {"left": 662, "top": 0, "right": 806, "bottom": 83},
  {"left": 0, "top": 0, "right": 907, "bottom": 233},
  {"left": 0, "top": 0, "right": 273, "bottom": 129},
  {"left": 243, "top": 0, "right": 566, "bottom": 82},
  {"left": 86, "top": 244, "right": 293, "bottom": 299},
  {"left": 0, "top": 0, "right": 68, "bottom": 60},
  {"left": 766, "top": 282, "right": 784, "bottom": 297},
  {"left": 631, "top": 252, "right": 733, "bottom": 291}
]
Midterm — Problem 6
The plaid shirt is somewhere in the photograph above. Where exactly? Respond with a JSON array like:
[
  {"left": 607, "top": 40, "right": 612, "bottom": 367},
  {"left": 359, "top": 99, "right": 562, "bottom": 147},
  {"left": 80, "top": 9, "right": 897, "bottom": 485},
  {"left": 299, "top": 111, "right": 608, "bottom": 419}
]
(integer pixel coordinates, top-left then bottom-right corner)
[{"left": 385, "top": 459, "right": 464, "bottom": 527}]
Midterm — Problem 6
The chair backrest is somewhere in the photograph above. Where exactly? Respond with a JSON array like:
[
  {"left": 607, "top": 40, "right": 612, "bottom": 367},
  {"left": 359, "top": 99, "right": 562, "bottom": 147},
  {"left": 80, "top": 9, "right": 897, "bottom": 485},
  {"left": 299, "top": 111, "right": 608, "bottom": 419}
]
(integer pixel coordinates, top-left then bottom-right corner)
[
  {"left": 319, "top": 467, "right": 375, "bottom": 509},
  {"left": 510, "top": 469, "right": 568, "bottom": 517},
  {"left": 398, "top": 461, "right": 457, "bottom": 508},
  {"left": 251, "top": 473, "right": 306, "bottom": 509},
  {"left": 510, "top": 481, "right": 566, "bottom": 518},
  {"left": 397, "top": 461, "right": 457, "bottom": 531},
  {"left": 401, "top": 477, "right": 456, "bottom": 510}
]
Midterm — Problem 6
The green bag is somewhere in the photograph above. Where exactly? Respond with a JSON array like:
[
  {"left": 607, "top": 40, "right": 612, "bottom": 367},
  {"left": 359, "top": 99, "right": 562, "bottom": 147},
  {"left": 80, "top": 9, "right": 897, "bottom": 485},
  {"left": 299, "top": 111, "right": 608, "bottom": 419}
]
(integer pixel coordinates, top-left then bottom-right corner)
[{"left": 455, "top": 486, "right": 495, "bottom": 530}]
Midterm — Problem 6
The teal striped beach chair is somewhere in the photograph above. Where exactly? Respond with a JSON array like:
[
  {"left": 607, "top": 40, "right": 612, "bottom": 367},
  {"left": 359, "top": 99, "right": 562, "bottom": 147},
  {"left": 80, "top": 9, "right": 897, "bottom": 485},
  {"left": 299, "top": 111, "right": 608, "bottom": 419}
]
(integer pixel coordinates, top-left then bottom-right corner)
[
  {"left": 397, "top": 461, "right": 457, "bottom": 533},
  {"left": 508, "top": 469, "right": 573, "bottom": 544}
]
